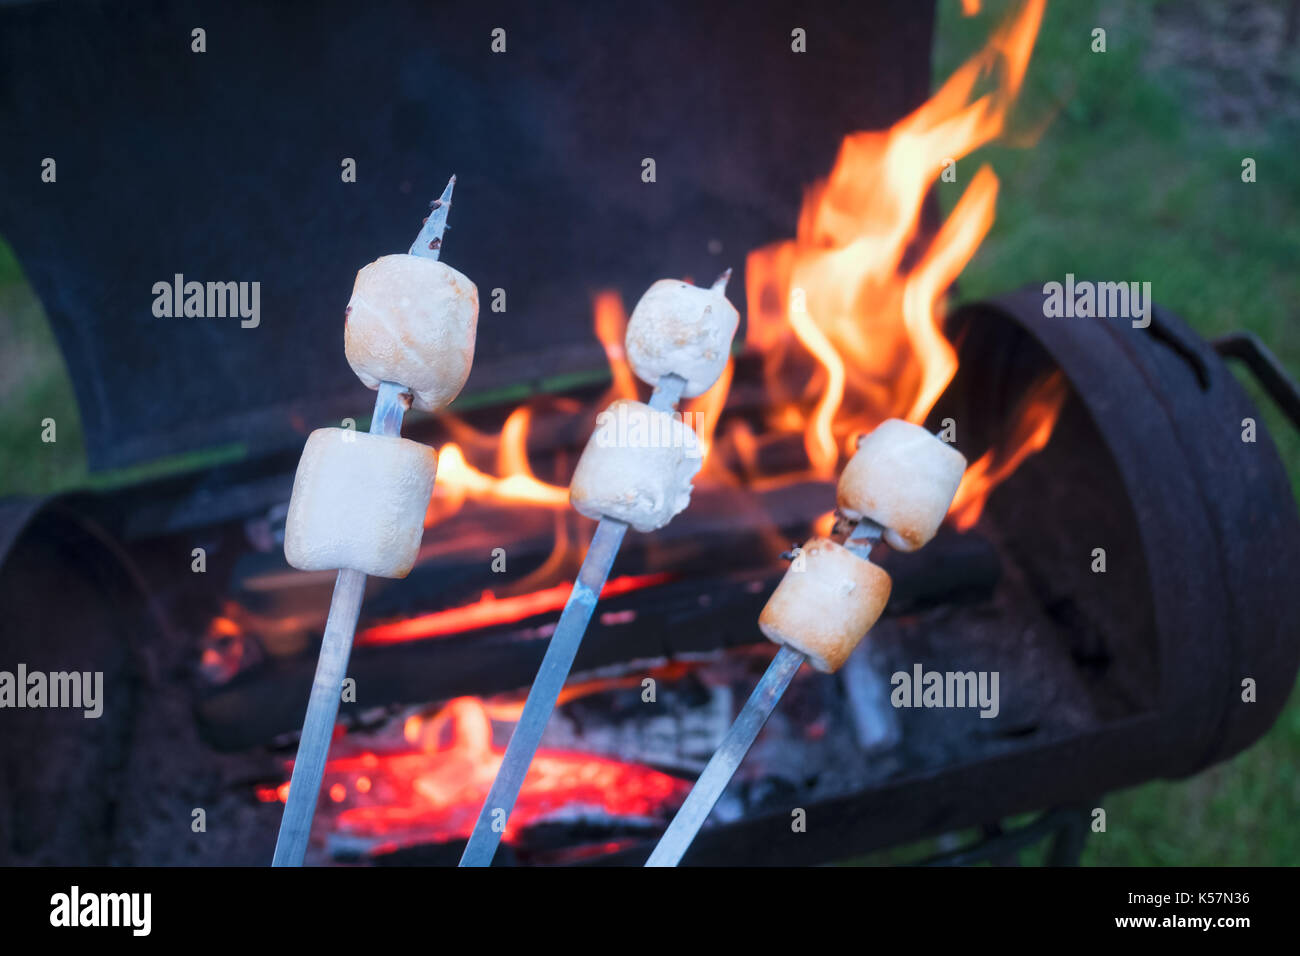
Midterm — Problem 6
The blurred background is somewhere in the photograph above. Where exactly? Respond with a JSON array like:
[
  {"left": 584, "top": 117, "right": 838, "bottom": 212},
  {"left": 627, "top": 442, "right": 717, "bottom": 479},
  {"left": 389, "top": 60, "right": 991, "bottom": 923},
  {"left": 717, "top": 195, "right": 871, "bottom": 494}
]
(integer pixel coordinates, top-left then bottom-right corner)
[{"left": 1, "top": 0, "right": 1297, "bottom": 864}]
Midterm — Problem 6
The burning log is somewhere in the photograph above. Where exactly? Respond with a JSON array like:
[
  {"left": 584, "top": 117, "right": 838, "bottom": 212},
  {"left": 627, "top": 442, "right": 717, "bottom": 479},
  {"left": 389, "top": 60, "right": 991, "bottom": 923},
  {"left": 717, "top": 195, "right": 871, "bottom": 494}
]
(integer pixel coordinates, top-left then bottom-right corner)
[
  {"left": 194, "top": 529, "right": 1000, "bottom": 753},
  {"left": 646, "top": 420, "right": 968, "bottom": 866},
  {"left": 271, "top": 177, "right": 475, "bottom": 867},
  {"left": 458, "top": 270, "right": 740, "bottom": 866}
]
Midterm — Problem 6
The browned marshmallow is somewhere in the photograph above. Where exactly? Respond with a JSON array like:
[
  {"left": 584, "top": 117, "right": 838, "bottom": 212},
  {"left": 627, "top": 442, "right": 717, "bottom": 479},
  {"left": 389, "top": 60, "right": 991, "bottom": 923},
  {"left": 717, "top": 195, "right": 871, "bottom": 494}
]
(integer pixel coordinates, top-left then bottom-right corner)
[
  {"left": 284, "top": 428, "right": 437, "bottom": 578},
  {"left": 836, "top": 419, "right": 967, "bottom": 552},
  {"left": 626, "top": 279, "right": 739, "bottom": 398},
  {"left": 344, "top": 254, "right": 478, "bottom": 412},
  {"left": 569, "top": 399, "right": 703, "bottom": 532},
  {"left": 758, "top": 537, "right": 891, "bottom": 673}
]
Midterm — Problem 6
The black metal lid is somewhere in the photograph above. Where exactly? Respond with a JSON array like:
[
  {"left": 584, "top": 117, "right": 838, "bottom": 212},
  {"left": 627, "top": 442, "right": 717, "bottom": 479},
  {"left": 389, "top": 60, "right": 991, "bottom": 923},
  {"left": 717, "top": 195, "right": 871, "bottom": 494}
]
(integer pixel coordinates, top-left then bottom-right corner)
[{"left": 0, "top": 0, "right": 935, "bottom": 471}]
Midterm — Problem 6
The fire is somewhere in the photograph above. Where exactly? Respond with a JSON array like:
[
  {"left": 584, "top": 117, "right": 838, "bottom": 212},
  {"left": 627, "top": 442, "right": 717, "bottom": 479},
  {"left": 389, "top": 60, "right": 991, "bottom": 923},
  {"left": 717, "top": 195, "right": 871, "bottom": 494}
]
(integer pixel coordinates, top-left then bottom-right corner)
[
  {"left": 745, "top": 0, "right": 1045, "bottom": 481},
  {"left": 426, "top": 408, "right": 569, "bottom": 520},
  {"left": 356, "top": 572, "right": 672, "bottom": 647},
  {"left": 594, "top": 290, "right": 639, "bottom": 402},
  {"left": 414, "top": 290, "right": 643, "bottom": 530},
  {"left": 948, "top": 369, "right": 1069, "bottom": 531},
  {"left": 408, "top": 0, "right": 1052, "bottom": 570},
  {"left": 485, "top": 663, "right": 696, "bottom": 723},
  {"left": 261, "top": 693, "right": 690, "bottom": 853},
  {"left": 241, "top": 3, "right": 1065, "bottom": 855},
  {"left": 220, "top": 1, "right": 1057, "bottom": 669}
]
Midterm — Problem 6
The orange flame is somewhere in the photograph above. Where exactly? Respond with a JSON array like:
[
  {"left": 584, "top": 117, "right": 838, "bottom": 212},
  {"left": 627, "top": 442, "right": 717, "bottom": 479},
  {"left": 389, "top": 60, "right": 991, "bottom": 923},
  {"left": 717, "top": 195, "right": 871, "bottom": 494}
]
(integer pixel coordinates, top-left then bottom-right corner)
[
  {"left": 683, "top": 358, "right": 734, "bottom": 473},
  {"left": 746, "top": 0, "right": 1045, "bottom": 481},
  {"left": 232, "top": 2, "right": 1057, "bottom": 669},
  {"left": 594, "top": 291, "right": 639, "bottom": 402},
  {"left": 427, "top": 413, "right": 569, "bottom": 521},
  {"left": 243, "top": 6, "right": 1067, "bottom": 853},
  {"left": 412, "top": 0, "right": 1050, "bottom": 557},
  {"left": 948, "top": 369, "right": 1069, "bottom": 530}
]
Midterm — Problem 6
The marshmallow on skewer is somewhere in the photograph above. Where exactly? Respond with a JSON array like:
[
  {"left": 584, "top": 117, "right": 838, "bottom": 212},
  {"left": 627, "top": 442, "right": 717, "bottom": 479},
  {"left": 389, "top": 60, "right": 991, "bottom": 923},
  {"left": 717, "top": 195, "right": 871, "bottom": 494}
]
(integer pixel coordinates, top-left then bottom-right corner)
[
  {"left": 284, "top": 427, "right": 437, "bottom": 579},
  {"left": 758, "top": 537, "right": 892, "bottom": 673},
  {"left": 461, "top": 270, "right": 737, "bottom": 867},
  {"left": 837, "top": 418, "right": 967, "bottom": 553},
  {"left": 569, "top": 399, "right": 703, "bottom": 533},
  {"left": 626, "top": 278, "right": 739, "bottom": 398},
  {"left": 345, "top": 253, "right": 479, "bottom": 413}
]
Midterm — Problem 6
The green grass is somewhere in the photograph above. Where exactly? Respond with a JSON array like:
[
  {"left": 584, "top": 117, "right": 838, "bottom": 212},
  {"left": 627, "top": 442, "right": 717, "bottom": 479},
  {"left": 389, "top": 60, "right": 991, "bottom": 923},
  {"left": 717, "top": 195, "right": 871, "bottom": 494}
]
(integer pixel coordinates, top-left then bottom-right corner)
[
  {"left": 0, "top": 239, "right": 88, "bottom": 497},
  {"left": 936, "top": 0, "right": 1300, "bottom": 500},
  {"left": 932, "top": 0, "right": 1300, "bottom": 866}
]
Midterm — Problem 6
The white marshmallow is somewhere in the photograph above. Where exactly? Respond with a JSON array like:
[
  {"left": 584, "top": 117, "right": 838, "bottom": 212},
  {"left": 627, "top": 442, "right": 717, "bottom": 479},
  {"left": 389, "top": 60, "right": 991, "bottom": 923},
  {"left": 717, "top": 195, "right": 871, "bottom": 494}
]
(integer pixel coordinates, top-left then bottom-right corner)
[
  {"left": 569, "top": 399, "right": 703, "bottom": 532},
  {"left": 284, "top": 427, "right": 437, "bottom": 578},
  {"left": 344, "top": 254, "right": 478, "bottom": 412},
  {"left": 836, "top": 419, "right": 968, "bottom": 553},
  {"left": 758, "top": 537, "right": 892, "bottom": 673},
  {"left": 626, "top": 278, "right": 739, "bottom": 397}
]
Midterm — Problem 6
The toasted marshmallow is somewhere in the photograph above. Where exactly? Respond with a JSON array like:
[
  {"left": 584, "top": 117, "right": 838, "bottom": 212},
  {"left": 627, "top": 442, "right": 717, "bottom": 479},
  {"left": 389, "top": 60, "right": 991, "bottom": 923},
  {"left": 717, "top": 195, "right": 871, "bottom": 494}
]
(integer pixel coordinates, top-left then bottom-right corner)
[
  {"left": 758, "top": 537, "right": 892, "bottom": 673},
  {"left": 837, "top": 419, "right": 967, "bottom": 553},
  {"left": 284, "top": 427, "right": 437, "bottom": 578},
  {"left": 344, "top": 254, "right": 478, "bottom": 412},
  {"left": 626, "top": 279, "right": 739, "bottom": 398},
  {"left": 569, "top": 400, "right": 703, "bottom": 532}
]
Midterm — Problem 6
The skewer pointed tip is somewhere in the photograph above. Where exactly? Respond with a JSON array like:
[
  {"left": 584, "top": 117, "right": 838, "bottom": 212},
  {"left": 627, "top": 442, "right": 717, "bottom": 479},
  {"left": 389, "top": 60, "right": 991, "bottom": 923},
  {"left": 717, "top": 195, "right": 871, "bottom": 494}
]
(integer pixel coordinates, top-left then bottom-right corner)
[
  {"left": 429, "top": 177, "right": 456, "bottom": 208},
  {"left": 711, "top": 267, "right": 733, "bottom": 293},
  {"left": 412, "top": 175, "right": 458, "bottom": 260}
]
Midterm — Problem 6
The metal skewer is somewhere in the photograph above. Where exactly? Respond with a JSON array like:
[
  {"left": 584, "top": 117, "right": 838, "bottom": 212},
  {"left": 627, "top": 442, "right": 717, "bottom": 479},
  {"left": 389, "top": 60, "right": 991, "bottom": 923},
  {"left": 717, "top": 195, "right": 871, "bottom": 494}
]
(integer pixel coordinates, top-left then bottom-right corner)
[
  {"left": 410, "top": 175, "right": 456, "bottom": 257},
  {"left": 272, "top": 175, "right": 456, "bottom": 867},
  {"left": 459, "top": 269, "right": 733, "bottom": 867},
  {"left": 645, "top": 517, "right": 883, "bottom": 867}
]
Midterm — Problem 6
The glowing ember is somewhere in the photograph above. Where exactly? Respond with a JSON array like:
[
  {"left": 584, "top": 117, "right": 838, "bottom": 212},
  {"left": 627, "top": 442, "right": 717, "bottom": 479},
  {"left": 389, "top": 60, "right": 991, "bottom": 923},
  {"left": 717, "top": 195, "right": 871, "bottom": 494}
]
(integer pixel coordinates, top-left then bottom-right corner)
[
  {"left": 480, "top": 663, "right": 694, "bottom": 723},
  {"left": 260, "top": 695, "right": 690, "bottom": 852},
  {"left": 356, "top": 572, "right": 673, "bottom": 646}
]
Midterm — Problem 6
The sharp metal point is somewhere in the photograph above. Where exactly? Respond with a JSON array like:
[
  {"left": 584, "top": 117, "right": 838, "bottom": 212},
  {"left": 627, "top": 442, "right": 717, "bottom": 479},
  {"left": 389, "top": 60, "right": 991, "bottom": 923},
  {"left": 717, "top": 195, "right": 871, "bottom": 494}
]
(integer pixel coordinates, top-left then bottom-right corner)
[
  {"left": 410, "top": 175, "right": 456, "bottom": 260},
  {"left": 711, "top": 267, "right": 733, "bottom": 293},
  {"left": 275, "top": 181, "right": 458, "bottom": 865}
]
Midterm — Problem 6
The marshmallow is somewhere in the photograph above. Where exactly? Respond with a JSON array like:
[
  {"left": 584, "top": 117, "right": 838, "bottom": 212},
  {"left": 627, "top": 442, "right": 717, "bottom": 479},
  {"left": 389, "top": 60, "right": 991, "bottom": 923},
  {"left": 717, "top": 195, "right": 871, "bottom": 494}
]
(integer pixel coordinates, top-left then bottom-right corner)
[
  {"left": 626, "top": 279, "right": 739, "bottom": 397},
  {"left": 836, "top": 419, "right": 967, "bottom": 553},
  {"left": 758, "top": 537, "right": 892, "bottom": 673},
  {"left": 284, "top": 427, "right": 437, "bottom": 578},
  {"left": 569, "top": 399, "right": 703, "bottom": 532},
  {"left": 344, "top": 254, "right": 479, "bottom": 412}
]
